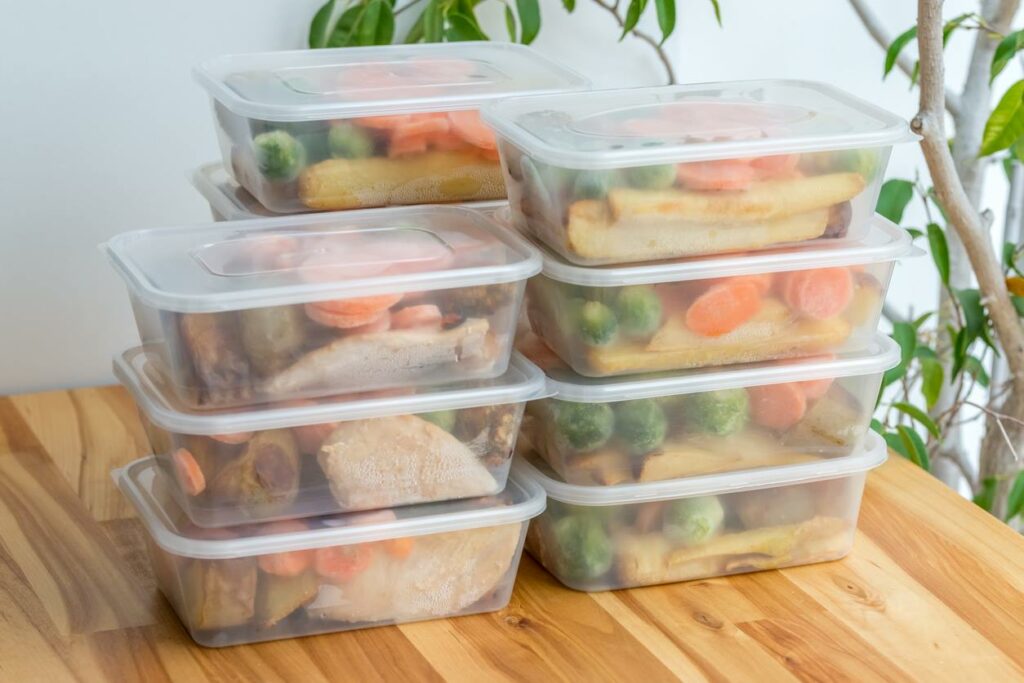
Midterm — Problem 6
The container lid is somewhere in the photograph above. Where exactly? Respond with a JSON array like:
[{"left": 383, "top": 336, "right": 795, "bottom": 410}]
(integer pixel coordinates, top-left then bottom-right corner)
[
  {"left": 104, "top": 205, "right": 541, "bottom": 313},
  {"left": 513, "top": 431, "right": 887, "bottom": 506},
  {"left": 524, "top": 333, "right": 899, "bottom": 403},
  {"left": 482, "top": 80, "right": 916, "bottom": 169},
  {"left": 195, "top": 42, "right": 590, "bottom": 122},
  {"left": 115, "top": 457, "right": 545, "bottom": 560},
  {"left": 535, "top": 214, "right": 916, "bottom": 287},
  {"left": 115, "top": 346, "right": 547, "bottom": 434}
]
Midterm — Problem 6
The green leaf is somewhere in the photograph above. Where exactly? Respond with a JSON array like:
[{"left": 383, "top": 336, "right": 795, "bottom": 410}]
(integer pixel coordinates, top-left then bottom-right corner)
[
  {"left": 516, "top": 0, "right": 541, "bottom": 44},
  {"left": 1012, "top": 294, "right": 1024, "bottom": 317},
  {"left": 563, "top": 0, "right": 576, "bottom": 11},
  {"left": 882, "top": 321, "right": 916, "bottom": 389},
  {"left": 892, "top": 401, "right": 940, "bottom": 438},
  {"left": 1006, "top": 470, "right": 1024, "bottom": 521},
  {"left": 1004, "top": 242, "right": 1024, "bottom": 277},
  {"left": 654, "top": 0, "right": 675, "bottom": 43},
  {"left": 897, "top": 425, "right": 930, "bottom": 470},
  {"left": 963, "top": 355, "right": 990, "bottom": 388},
  {"left": 914, "top": 345, "right": 938, "bottom": 361},
  {"left": 876, "top": 179, "right": 914, "bottom": 223},
  {"left": 980, "top": 80, "right": 1024, "bottom": 157},
  {"left": 942, "top": 13, "right": 973, "bottom": 45},
  {"left": 883, "top": 430, "right": 908, "bottom": 458},
  {"left": 620, "top": 0, "right": 648, "bottom": 40},
  {"left": 951, "top": 327, "right": 970, "bottom": 378},
  {"left": 870, "top": 418, "right": 884, "bottom": 434},
  {"left": 423, "top": 0, "right": 443, "bottom": 41},
  {"left": 974, "top": 476, "right": 997, "bottom": 511},
  {"left": 912, "top": 312, "right": 934, "bottom": 330},
  {"left": 884, "top": 26, "right": 917, "bottom": 78},
  {"left": 446, "top": 12, "right": 489, "bottom": 41},
  {"left": 905, "top": 227, "right": 924, "bottom": 240},
  {"left": 328, "top": 4, "right": 368, "bottom": 47},
  {"left": 356, "top": 0, "right": 394, "bottom": 45},
  {"left": 309, "top": 0, "right": 337, "bottom": 48},
  {"left": 956, "top": 288, "right": 996, "bottom": 350},
  {"left": 504, "top": 4, "right": 517, "bottom": 40},
  {"left": 991, "top": 29, "right": 1024, "bottom": 83},
  {"left": 927, "top": 223, "right": 950, "bottom": 286},
  {"left": 920, "top": 357, "right": 944, "bottom": 409},
  {"left": 708, "top": 0, "right": 721, "bottom": 26}
]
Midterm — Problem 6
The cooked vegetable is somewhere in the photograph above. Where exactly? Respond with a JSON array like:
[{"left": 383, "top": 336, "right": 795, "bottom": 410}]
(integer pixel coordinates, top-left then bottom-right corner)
[
  {"left": 615, "top": 286, "right": 663, "bottom": 338},
  {"left": 554, "top": 401, "right": 615, "bottom": 452},
  {"left": 328, "top": 123, "right": 375, "bottom": 159},
  {"left": 253, "top": 130, "right": 306, "bottom": 181},
  {"left": 551, "top": 514, "right": 613, "bottom": 582},
  {"left": 572, "top": 170, "right": 611, "bottom": 200},
  {"left": 662, "top": 496, "right": 725, "bottom": 545},
  {"left": 208, "top": 429, "right": 301, "bottom": 512},
  {"left": 613, "top": 399, "right": 667, "bottom": 455},
  {"left": 577, "top": 301, "right": 618, "bottom": 346},
  {"left": 685, "top": 280, "right": 763, "bottom": 337},
  {"left": 238, "top": 305, "right": 309, "bottom": 376},
  {"left": 685, "top": 389, "right": 749, "bottom": 435},
  {"left": 747, "top": 383, "right": 808, "bottom": 431},
  {"left": 623, "top": 164, "right": 677, "bottom": 190},
  {"left": 781, "top": 268, "right": 854, "bottom": 320},
  {"left": 181, "top": 558, "right": 257, "bottom": 630},
  {"left": 421, "top": 410, "right": 457, "bottom": 432},
  {"left": 255, "top": 571, "right": 319, "bottom": 629}
]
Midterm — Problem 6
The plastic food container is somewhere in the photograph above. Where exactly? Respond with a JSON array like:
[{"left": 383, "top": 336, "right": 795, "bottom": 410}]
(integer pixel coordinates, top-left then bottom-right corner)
[
  {"left": 115, "top": 458, "right": 544, "bottom": 646},
  {"left": 517, "top": 332, "right": 897, "bottom": 485},
  {"left": 524, "top": 214, "right": 914, "bottom": 377},
  {"left": 116, "top": 346, "right": 546, "bottom": 526},
  {"left": 482, "top": 81, "right": 915, "bottom": 265},
  {"left": 194, "top": 43, "right": 589, "bottom": 213},
  {"left": 515, "top": 431, "right": 885, "bottom": 591},
  {"left": 105, "top": 205, "right": 541, "bottom": 409},
  {"left": 191, "top": 162, "right": 511, "bottom": 222}
]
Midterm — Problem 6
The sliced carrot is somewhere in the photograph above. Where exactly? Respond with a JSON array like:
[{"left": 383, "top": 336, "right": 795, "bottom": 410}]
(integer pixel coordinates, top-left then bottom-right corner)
[
  {"left": 749, "top": 153, "right": 799, "bottom": 178},
  {"left": 747, "top": 383, "right": 807, "bottom": 431},
  {"left": 355, "top": 115, "right": 413, "bottom": 130},
  {"left": 704, "top": 273, "right": 774, "bottom": 295},
  {"left": 785, "top": 267, "right": 854, "bottom": 320},
  {"left": 684, "top": 280, "right": 763, "bottom": 337},
  {"left": 305, "top": 303, "right": 387, "bottom": 329},
  {"left": 430, "top": 131, "right": 471, "bottom": 151},
  {"left": 172, "top": 448, "right": 206, "bottom": 496},
  {"left": 388, "top": 131, "right": 429, "bottom": 157},
  {"left": 314, "top": 544, "right": 375, "bottom": 582},
  {"left": 380, "top": 537, "right": 415, "bottom": 559},
  {"left": 257, "top": 520, "right": 314, "bottom": 576},
  {"left": 676, "top": 159, "right": 758, "bottom": 191},
  {"left": 798, "top": 377, "right": 834, "bottom": 400},
  {"left": 393, "top": 115, "right": 450, "bottom": 138},
  {"left": 448, "top": 110, "right": 497, "bottom": 150},
  {"left": 314, "top": 293, "right": 403, "bottom": 317},
  {"left": 345, "top": 311, "right": 391, "bottom": 335},
  {"left": 390, "top": 304, "right": 442, "bottom": 331},
  {"left": 209, "top": 432, "right": 253, "bottom": 445},
  {"left": 477, "top": 146, "right": 501, "bottom": 162}
]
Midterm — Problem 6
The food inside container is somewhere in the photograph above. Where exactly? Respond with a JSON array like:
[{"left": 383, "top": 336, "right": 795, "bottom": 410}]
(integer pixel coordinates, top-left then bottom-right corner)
[
  {"left": 105, "top": 205, "right": 540, "bottom": 408},
  {"left": 517, "top": 333, "right": 897, "bottom": 485},
  {"left": 115, "top": 458, "right": 545, "bottom": 646},
  {"left": 482, "top": 81, "right": 914, "bottom": 265},
  {"left": 116, "top": 347, "right": 546, "bottom": 526},
  {"left": 515, "top": 431, "right": 885, "bottom": 590},
  {"left": 194, "top": 43, "right": 589, "bottom": 213},
  {"left": 525, "top": 214, "right": 913, "bottom": 376}
]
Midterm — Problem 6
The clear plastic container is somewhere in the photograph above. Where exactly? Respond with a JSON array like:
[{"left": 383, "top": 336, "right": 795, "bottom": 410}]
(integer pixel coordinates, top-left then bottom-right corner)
[
  {"left": 515, "top": 431, "right": 885, "bottom": 591},
  {"left": 482, "top": 81, "right": 915, "bottom": 265},
  {"left": 524, "top": 214, "right": 914, "bottom": 377},
  {"left": 190, "top": 162, "right": 511, "bottom": 222},
  {"left": 114, "top": 458, "right": 545, "bottom": 646},
  {"left": 516, "top": 332, "right": 897, "bottom": 485},
  {"left": 115, "top": 346, "right": 546, "bottom": 526},
  {"left": 194, "top": 43, "right": 589, "bottom": 213},
  {"left": 105, "top": 205, "right": 541, "bottom": 408}
]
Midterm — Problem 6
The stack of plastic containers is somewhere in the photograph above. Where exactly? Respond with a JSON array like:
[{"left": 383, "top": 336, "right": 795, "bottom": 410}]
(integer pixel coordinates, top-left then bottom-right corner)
[
  {"left": 481, "top": 81, "right": 918, "bottom": 589},
  {"left": 105, "top": 43, "right": 592, "bottom": 646}
]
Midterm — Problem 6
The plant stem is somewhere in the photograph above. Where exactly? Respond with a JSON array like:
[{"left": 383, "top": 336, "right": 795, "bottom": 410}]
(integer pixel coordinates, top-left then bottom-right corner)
[
  {"left": 591, "top": 0, "right": 676, "bottom": 84},
  {"left": 395, "top": 0, "right": 427, "bottom": 16}
]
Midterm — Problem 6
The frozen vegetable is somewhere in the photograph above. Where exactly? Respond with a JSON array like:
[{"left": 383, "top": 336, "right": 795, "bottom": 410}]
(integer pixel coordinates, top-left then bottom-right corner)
[
  {"left": 613, "top": 399, "right": 667, "bottom": 455},
  {"left": 684, "top": 389, "right": 749, "bottom": 436},
  {"left": 748, "top": 383, "right": 808, "bottom": 431},
  {"left": 328, "top": 123, "right": 375, "bottom": 159},
  {"left": 623, "top": 164, "right": 676, "bottom": 190},
  {"left": 253, "top": 130, "right": 307, "bottom": 181},
  {"left": 577, "top": 301, "right": 618, "bottom": 346},
  {"left": 550, "top": 514, "right": 613, "bottom": 582},
  {"left": 238, "top": 305, "right": 309, "bottom": 376},
  {"left": 554, "top": 401, "right": 615, "bottom": 452},
  {"left": 572, "top": 171, "right": 611, "bottom": 201},
  {"left": 662, "top": 496, "right": 724, "bottom": 545},
  {"left": 615, "top": 286, "right": 662, "bottom": 338}
]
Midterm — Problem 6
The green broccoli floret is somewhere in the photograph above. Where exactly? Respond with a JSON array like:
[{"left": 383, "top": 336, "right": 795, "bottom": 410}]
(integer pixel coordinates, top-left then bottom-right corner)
[
  {"left": 572, "top": 170, "right": 611, "bottom": 200},
  {"left": 577, "top": 300, "right": 618, "bottom": 346},
  {"left": 551, "top": 513, "right": 613, "bottom": 582},
  {"left": 685, "top": 389, "right": 749, "bottom": 435},
  {"left": 663, "top": 496, "right": 725, "bottom": 545},
  {"left": 328, "top": 123, "right": 375, "bottom": 159},
  {"left": 623, "top": 164, "right": 677, "bottom": 189},
  {"left": 253, "top": 130, "right": 306, "bottom": 180},
  {"left": 615, "top": 286, "right": 663, "bottom": 338},
  {"left": 613, "top": 399, "right": 667, "bottom": 455},
  {"left": 554, "top": 401, "right": 615, "bottom": 452},
  {"left": 420, "top": 410, "right": 457, "bottom": 432}
]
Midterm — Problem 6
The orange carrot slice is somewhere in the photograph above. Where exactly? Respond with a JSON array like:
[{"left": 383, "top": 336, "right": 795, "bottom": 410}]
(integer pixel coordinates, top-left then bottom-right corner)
[
  {"left": 344, "top": 311, "right": 391, "bottom": 335},
  {"left": 798, "top": 377, "right": 834, "bottom": 400},
  {"left": 380, "top": 537, "right": 415, "bottom": 559},
  {"left": 257, "top": 520, "right": 314, "bottom": 576},
  {"left": 704, "top": 273, "right": 774, "bottom": 295},
  {"left": 314, "top": 544, "right": 375, "bottom": 582},
  {"left": 209, "top": 432, "right": 253, "bottom": 445},
  {"left": 785, "top": 268, "right": 854, "bottom": 320},
  {"left": 388, "top": 131, "right": 429, "bottom": 157},
  {"left": 430, "top": 131, "right": 471, "bottom": 151},
  {"left": 684, "top": 280, "right": 763, "bottom": 337},
  {"left": 393, "top": 115, "right": 450, "bottom": 138},
  {"left": 390, "top": 304, "right": 442, "bottom": 330},
  {"left": 749, "top": 153, "right": 799, "bottom": 178},
  {"left": 314, "top": 293, "right": 403, "bottom": 317},
  {"left": 305, "top": 303, "right": 388, "bottom": 329},
  {"left": 676, "top": 159, "right": 758, "bottom": 191},
  {"left": 448, "top": 110, "right": 497, "bottom": 150},
  {"left": 172, "top": 448, "right": 206, "bottom": 496},
  {"left": 747, "top": 383, "right": 808, "bottom": 431},
  {"left": 355, "top": 115, "right": 413, "bottom": 130}
]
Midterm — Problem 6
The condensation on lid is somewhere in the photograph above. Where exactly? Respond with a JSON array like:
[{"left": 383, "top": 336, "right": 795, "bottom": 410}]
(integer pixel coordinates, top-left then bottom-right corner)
[
  {"left": 195, "top": 43, "right": 589, "bottom": 122},
  {"left": 104, "top": 205, "right": 542, "bottom": 313},
  {"left": 114, "top": 457, "right": 546, "bottom": 560},
  {"left": 482, "top": 80, "right": 916, "bottom": 169},
  {"left": 513, "top": 432, "right": 887, "bottom": 506}
]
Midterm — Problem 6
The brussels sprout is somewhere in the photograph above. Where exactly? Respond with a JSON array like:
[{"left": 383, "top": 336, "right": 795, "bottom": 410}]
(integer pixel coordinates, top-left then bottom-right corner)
[
  {"left": 328, "top": 123, "right": 375, "bottom": 159},
  {"left": 554, "top": 401, "right": 615, "bottom": 452},
  {"left": 572, "top": 170, "right": 611, "bottom": 200},
  {"left": 577, "top": 301, "right": 618, "bottom": 346},
  {"left": 551, "top": 514, "right": 613, "bottom": 582},
  {"left": 421, "top": 410, "right": 457, "bottom": 432},
  {"left": 613, "top": 399, "right": 667, "bottom": 455},
  {"left": 663, "top": 496, "right": 724, "bottom": 545},
  {"left": 685, "top": 389, "right": 749, "bottom": 435},
  {"left": 623, "top": 164, "right": 677, "bottom": 190},
  {"left": 253, "top": 130, "right": 306, "bottom": 180},
  {"left": 615, "top": 286, "right": 663, "bottom": 338}
]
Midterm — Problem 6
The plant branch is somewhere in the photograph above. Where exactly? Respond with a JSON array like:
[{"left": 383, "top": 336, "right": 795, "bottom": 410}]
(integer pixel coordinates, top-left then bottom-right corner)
[
  {"left": 395, "top": 0, "right": 427, "bottom": 16},
  {"left": 591, "top": 0, "right": 676, "bottom": 84}
]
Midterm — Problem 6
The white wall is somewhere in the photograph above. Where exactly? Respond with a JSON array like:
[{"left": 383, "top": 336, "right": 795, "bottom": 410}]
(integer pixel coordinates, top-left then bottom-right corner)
[{"left": 0, "top": 0, "right": 1009, "bottom": 393}]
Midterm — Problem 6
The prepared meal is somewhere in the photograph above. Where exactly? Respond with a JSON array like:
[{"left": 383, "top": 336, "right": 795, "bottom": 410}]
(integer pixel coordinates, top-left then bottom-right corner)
[
  {"left": 524, "top": 214, "right": 913, "bottom": 376},
  {"left": 115, "top": 458, "right": 544, "bottom": 646},
  {"left": 194, "top": 43, "right": 589, "bottom": 213},
  {"left": 516, "top": 431, "right": 885, "bottom": 590},
  {"left": 190, "top": 162, "right": 511, "bottom": 222},
  {"left": 105, "top": 206, "right": 540, "bottom": 408},
  {"left": 115, "top": 346, "right": 545, "bottom": 526},
  {"left": 516, "top": 332, "right": 897, "bottom": 485},
  {"left": 482, "top": 81, "right": 914, "bottom": 265}
]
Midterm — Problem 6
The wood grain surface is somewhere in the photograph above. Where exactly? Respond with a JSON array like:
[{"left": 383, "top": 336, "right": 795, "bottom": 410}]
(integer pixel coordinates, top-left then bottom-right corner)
[{"left": 1, "top": 385, "right": 1023, "bottom": 682}]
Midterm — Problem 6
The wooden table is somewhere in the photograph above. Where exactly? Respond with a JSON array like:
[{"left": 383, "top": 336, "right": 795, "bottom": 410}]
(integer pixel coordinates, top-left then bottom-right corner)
[{"left": 2, "top": 385, "right": 1024, "bottom": 682}]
